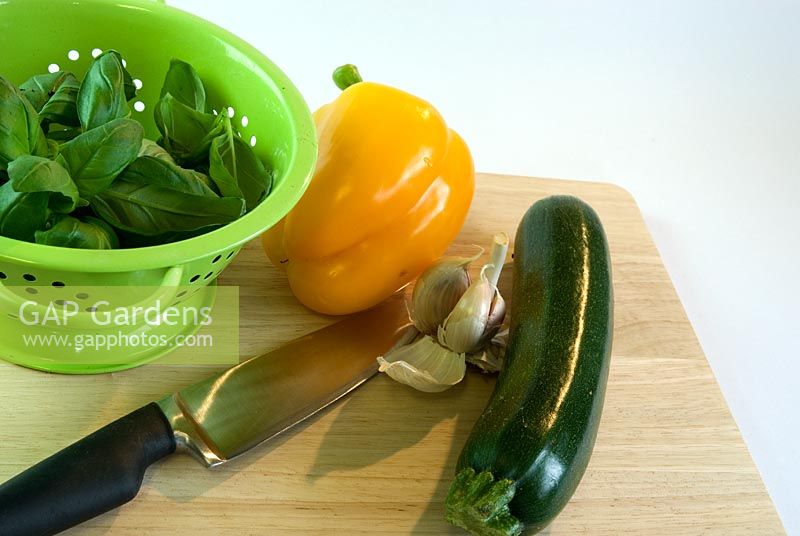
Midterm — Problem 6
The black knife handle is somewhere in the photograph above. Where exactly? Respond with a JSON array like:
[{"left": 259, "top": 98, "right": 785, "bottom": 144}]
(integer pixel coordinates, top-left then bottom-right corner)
[{"left": 0, "top": 402, "right": 176, "bottom": 536}]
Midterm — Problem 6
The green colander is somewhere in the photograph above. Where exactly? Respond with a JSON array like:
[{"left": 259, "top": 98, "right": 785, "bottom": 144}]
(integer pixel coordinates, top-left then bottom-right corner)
[{"left": 0, "top": 0, "right": 317, "bottom": 374}]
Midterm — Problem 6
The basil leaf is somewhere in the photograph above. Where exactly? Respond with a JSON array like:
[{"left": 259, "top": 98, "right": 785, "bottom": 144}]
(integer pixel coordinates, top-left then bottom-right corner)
[
  {"left": 120, "top": 156, "right": 218, "bottom": 197},
  {"left": 187, "top": 169, "right": 218, "bottom": 193},
  {"left": 19, "top": 71, "right": 69, "bottom": 111},
  {"left": 139, "top": 138, "right": 176, "bottom": 163},
  {"left": 206, "top": 116, "right": 241, "bottom": 198},
  {"left": 117, "top": 228, "right": 209, "bottom": 248},
  {"left": 209, "top": 116, "right": 272, "bottom": 210},
  {"left": 160, "top": 59, "right": 206, "bottom": 112},
  {"left": 40, "top": 73, "right": 81, "bottom": 127},
  {"left": 122, "top": 65, "right": 137, "bottom": 102},
  {"left": 19, "top": 71, "right": 81, "bottom": 128},
  {"left": 56, "top": 118, "right": 143, "bottom": 198},
  {"left": 7, "top": 155, "right": 79, "bottom": 213},
  {"left": 46, "top": 139, "right": 60, "bottom": 159},
  {"left": 154, "top": 93, "right": 224, "bottom": 166},
  {"left": 0, "top": 77, "right": 49, "bottom": 170},
  {"left": 91, "top": 178, "right": 245, "bottom": 236},
  {"left": 35, "top": 214, "right": 119, "bottom": 249},
  {"left": 77, "top": 50, "right": 131, "bottom": 130},
  {"left": 47, "top": 126, "right": 81, "bottom": 142},
  {"left": 0, "top": 181, "right": 49, "bottom": 241},
  {"left": 136, "top": 140, "right": 221, "bottom": 190}
]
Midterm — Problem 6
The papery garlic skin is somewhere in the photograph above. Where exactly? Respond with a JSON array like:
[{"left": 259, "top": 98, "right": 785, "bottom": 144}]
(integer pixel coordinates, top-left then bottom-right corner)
[
  {"left": 377, "top": 335, "right": 466, "bottom": 393},
  {"left": 411, "top": 255, "right": 477, "bottom": 335},
  {"left": 466, "top": 328, "right": 508, "bottom": 373}
]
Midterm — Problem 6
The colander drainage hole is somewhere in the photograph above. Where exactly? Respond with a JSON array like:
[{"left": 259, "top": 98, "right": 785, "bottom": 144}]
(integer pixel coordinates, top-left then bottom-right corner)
[
  {"left": 0, "top": 272, "right": 6, "bottom": 280},
  {"left": 75, "top": 292, "right": 89, "bottom": 300},
  {"left": 23, "top": 274, "right": 36, "bottom": 282},
  {"left": 48, "top": 63, "right": 60, "bottom": 73},
  {"left": 91, "top": 48, "right": 103, "bottom": 58},
  {"left": 51, "top": 281, "right": 65, "bottom": 288},
  {"left": 8, "top": 314, "right": 17, "bottom": 319},
  {"left": 85, "top": 306, "right": 98, "bottom": 313},
  {"left": 176, "top": 290, "right": 188, "bottom": 298},
  {"left": 212, "top": 255, "right": 221, "bottom": 264},
  {"left": 67, "top": 50, "right": 80, "bottom": 61},
  {"left": 227, "top": 251, "right": 236, "bottom": 259},
  {"left": 25, "top": 288, "right": 38, "bottom": 295},
  {"left": 190, "top": 275, "right": 200, "bottom": 283},
  {"left": 204, "top": 272, "right": 214, "bottom": 280}
]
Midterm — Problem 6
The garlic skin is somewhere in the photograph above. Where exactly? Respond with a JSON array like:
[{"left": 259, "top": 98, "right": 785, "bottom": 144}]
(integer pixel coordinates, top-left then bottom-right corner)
[
  {"left": 438, "top": 265, "right": 504, "bottom": 354},
  {"left": 377, "top": 335, "right": 466, "bottom": 393},
  {"left": 411, "top": 253, "right": 478, "bottom": 335},
  {"left": 466, "top": 328, "right": 508, "bottom": 373}
]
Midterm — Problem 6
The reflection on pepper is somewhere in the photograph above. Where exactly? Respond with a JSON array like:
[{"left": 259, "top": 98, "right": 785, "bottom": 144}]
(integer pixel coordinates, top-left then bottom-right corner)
[{"left": 263, "top": 65, "right": 474, "bottom": 315}]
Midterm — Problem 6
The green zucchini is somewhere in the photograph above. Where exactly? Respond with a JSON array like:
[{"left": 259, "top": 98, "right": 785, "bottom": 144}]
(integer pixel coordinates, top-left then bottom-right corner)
[{"left": 445, "top": 195, "right": 613, "bottom": 536}]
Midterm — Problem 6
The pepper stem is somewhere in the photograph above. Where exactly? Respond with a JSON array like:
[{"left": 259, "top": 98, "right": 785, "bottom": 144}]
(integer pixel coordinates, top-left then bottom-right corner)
[
  {"left": 485, "top": 233, "right": 509, "bottom": 288},
  {"left": 445, "top": 467, "right": 522, "bottom": 536},
  {"left": 332, "top": 64, "right": 363, "bottom": 90}
]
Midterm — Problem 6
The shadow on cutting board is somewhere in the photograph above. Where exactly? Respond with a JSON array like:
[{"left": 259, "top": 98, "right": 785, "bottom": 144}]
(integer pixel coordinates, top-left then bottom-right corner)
[
  {"left": 308, "top": 375, "right": 466, "bottom": 482},
  {"left": 308, "top": 370, "right": 498, "bottom": 534},
  {"left": 410, "top": 373, "right": 502, "bottom": 535},
  {"left": 147, "top": 409, "right": 310, "bottom": 501}
]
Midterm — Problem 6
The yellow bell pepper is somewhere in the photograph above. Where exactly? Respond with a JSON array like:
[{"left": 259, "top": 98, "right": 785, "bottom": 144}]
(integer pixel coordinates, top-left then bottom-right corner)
[{"left": 263, "top": 65, "right": 474, "bottom": 315}]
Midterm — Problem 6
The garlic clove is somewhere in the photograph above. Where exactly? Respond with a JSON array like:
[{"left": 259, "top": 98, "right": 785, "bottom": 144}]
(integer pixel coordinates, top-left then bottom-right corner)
[
  {"left": 386, "top": 323, "right": 421, "bottom": 351},
  {"left": 411, "top": 251, "right": 481, "bottom": 335},
  {"left": 476, "top": 292, "right": 506, "bottom": 349},
  {"left": 438, "top": 265, "right": 499, "bottom": 354},
  {"left": 437, "top": 234, "right": 509, "bottom": 355},
  {"left": 377, "top": 335, "right": 466, "bottom": 393}
]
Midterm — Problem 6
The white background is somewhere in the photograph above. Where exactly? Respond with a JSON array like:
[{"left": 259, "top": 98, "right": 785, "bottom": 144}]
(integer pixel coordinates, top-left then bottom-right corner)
[{"left": 170, "top": 1, "right": 799, "bottom": 532}]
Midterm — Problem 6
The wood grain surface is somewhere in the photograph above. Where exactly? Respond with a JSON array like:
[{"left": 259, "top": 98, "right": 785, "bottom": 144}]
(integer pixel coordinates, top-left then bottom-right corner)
[{"left": 0, "top": 174, "right": 784, "bottom": 534}]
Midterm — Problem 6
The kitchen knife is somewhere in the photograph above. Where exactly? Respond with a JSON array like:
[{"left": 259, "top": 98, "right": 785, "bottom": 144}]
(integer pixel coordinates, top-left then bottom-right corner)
[{"left": 0, "top": 296, "right": 410, "bottom": 536}]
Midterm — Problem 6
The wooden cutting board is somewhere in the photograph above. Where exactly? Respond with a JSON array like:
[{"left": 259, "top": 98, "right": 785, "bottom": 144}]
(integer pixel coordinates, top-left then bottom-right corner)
[{"left": 0, "top": 174, "right": 784, "bottom": 535}]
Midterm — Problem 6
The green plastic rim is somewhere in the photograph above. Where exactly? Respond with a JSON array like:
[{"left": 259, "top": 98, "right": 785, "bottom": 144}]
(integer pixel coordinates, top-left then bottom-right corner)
[{"left": 0, "top": 0, "right": 317, "bottom": 272}]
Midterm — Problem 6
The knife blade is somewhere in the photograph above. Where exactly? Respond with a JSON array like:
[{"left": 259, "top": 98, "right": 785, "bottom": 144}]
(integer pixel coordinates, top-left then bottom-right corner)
[{"left": 0, "top": 296, "right": 410, "bottom": 536}]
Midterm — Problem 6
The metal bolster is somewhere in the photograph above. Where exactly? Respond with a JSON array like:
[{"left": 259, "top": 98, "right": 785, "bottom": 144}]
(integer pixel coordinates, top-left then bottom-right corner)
[{"left": 156, "top": 394, "right": 226, "bottom": 468}]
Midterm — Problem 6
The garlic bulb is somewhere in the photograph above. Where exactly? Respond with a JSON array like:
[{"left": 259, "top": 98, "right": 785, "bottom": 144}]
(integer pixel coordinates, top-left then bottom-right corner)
[
  {"left": 411, "top": 251, "right": 480, "bottom": 335},
  {"left": 377, "top": 233, "right": 510, "bottom": 392}
]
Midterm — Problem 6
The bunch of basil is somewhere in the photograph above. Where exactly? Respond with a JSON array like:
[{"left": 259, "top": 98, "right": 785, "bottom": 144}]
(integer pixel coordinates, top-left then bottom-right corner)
[{"left": 0, "top": 51, "right": 272, "bottom": 249}]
